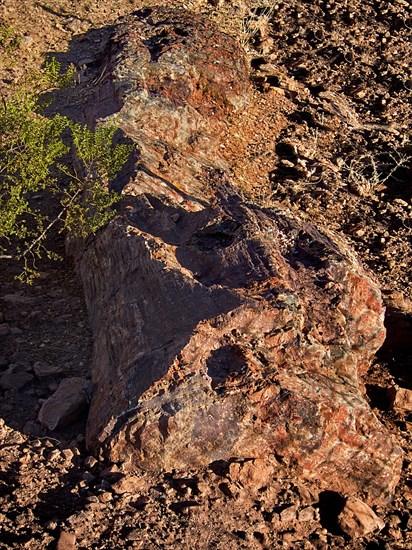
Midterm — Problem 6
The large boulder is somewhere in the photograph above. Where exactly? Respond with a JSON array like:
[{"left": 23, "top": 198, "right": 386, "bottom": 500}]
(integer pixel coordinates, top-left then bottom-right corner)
[{"left": 74, "top": 7, "right": 402, "bottom": 505}]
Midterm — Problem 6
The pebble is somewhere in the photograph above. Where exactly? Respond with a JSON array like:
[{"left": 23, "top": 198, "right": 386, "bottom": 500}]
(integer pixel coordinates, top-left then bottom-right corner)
[
  {"left": 298, "top": 506, "right": 315, "bottom": 522},
  {"left": 388, "top": 386, "right": 412, "bottom": 412},
  {"left": 99, "top": 492, "right": 113, "bottom": 503},
  {"left": 280, "top": 504, "right": 298, "bottom": 523},
  {"left": 38, "top": 377, "right": 92, "bottom": 430},
  {"left": 82, "top": 472, "right": 95, "bottom": 483},
  {"left": 337, "top": 497, "right": 385, "bottom": 538},
  {"left": 56, "top": 531, "right": 76, "bottom": 550},
  {"left": 61, "top": 449, "right": 75, "bottom": 462},
  {"left": 0, "top": 323, "right": 10, "bottom": 336},
  {"left": 0, "top": 369, "right": 34, "bottom": 391},
  {"left": 84, "top": 456, "right": 98, "bottom": 469},
  {"left": 33, "top": 361, "right": 64, "bottom": 378},
  {"left": 19, "top": 35, "right": 34, "bottom": 48},
  {"left": 48, "top": 449, "right": 61, "bottom": 462},
  {"left": 111, "top": 475, "right": 148, "bottom": 495}
]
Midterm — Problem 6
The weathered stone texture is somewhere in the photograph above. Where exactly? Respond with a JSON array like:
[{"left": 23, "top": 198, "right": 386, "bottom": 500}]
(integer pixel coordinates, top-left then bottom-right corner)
[
  {"left": 38, "top": 377, "right": 92, "bottom": 430},
  {"left": 74, "top": 7, "right": 402, "bottom": 506}
]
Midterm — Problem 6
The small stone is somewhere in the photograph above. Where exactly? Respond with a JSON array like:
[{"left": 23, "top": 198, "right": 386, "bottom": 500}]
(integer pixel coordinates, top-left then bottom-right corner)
[
  {"left": 84, "top": 456, "right": 98, "bottom": 469},
  {"left": 111, "top": 475, "right": 147, "bottom": 495},
  {"left": 33, "top": 361, "right": 64, "bottom": 378},
  {"left": 56, "top": 531, "right": 76, "bottom": 550},
  {"left": 62, "top": 449, "right": 75, "bottom": 462},
  {"left": 65, "top": 18, "right": 88, "bottom": 34},
  {"left": 99, "top": 491, "right": 113, "bottom": 503},
  {"left": 38, "top": 377, "right": 92, "bottom": 430},
  {"left": 20, "top": 35, "right": 34, "bottom": 48},
  {"left": 48, "top": 449, "right": 61, "bottom": 462},
  {"left": 10, "top": 326, "right": 23, "bottom": 335},
  {"left": 337, "top": 497, "right": 385, "bottom": 538},
  {"left": 100, "top": 465, "right": 122, "bottom": 480},
  {"left": 0, "top": 369, "right": 33, "bottom": 391},
  {"left": 0, "top": 355, "right": 7, "bottom": 368},
  {"left": 280, "top": 505, "right": 298, "bottom": 523},
  {"left": 9, "top": 362, "right": 31, "bottom": 373},
  {"left": 298, "top": 506, "right": 315, "bottom": 522},
  {"left": 0, "top": 323, "right": 10, "bottom": 336},
  {"left": 388, "top": 386, "right": 412, "bottom": 412}
]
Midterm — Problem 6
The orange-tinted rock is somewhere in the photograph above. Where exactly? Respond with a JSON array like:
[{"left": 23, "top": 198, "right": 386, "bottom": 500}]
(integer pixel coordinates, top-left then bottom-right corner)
[
  {"left": 74, "top": 7, "right": 402, "bottom": 506},
  {"left": 338, "top": 497, "right": 385, "bottom": 538},
  {"left": 388, "top": 386, "right": 412, "bottom": 412}
]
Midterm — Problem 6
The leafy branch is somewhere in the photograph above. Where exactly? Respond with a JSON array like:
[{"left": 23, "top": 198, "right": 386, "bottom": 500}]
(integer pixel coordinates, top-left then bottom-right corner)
[{"left": 0, "top": 58, "right": 133, "bottom": 281}]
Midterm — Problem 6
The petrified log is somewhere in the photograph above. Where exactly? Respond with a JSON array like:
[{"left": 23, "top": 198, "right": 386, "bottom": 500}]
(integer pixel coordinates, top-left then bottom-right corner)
[{"left": 75, "top": 7, "right": 402, "bottom": 505}]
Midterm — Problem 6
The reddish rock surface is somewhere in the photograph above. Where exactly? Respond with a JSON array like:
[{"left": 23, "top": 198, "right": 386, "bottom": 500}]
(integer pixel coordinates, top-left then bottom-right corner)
[{"left": 74, "top": 7, "right": 402, "bottom": 506}]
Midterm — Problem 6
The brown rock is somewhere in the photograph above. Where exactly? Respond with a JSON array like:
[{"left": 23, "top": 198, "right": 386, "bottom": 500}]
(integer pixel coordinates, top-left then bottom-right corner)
[
  {"left": 111, "top": 475, "right": 148, "bottom": 495},
  {"left": 38, "top": 377, "right": 92, "bottom": 430},
  {"left": 57, "top": 531, "right": 76, "bottom": 550},
  {"left": 337, "top": 497, "right": 385, "bottom": 538},
  {"left": 280, "top": 505, "right": 298, "bottom": 523},
  {"left": 388, "top": 386, "right": 412, "bottom": 412},
  {"left": 72, "top": 7, "right": 401, "bottom": 506},
  {"left": 229, "top": 459, "right": 274, "bottom": 491},
  {"left": 298, "top": 507, "right": 316, "bottom": 522}
]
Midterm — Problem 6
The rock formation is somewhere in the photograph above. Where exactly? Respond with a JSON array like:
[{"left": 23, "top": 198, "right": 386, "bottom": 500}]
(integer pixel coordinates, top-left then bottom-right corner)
[{"left": 73, "top": 7, "right": 402, "bottom": 505}]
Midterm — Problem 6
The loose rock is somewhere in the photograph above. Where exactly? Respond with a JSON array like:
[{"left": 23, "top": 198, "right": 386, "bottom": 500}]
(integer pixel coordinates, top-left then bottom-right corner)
[
  {"left": 0, "top": 368, "right": 33, "bottom": 391},
  {"left": 57, "top": 531, "right": 77, "bottom": 550},
  {"left": 388, "top": 386, "right": 412, "bottom": 412},
  {"left": 33, "top": 361, "right": 64, "bottom": 378},
  {"left": 337, "top": 497, "right": 385, "bottom": 538},
  {"left": 38, "top": 377, "right": 92, "bottom": 430}
]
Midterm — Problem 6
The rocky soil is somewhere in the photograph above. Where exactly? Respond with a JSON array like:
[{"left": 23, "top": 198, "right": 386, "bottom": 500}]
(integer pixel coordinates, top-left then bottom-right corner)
[{"left": 1, "top": 1, "right": 411, "bottom": 549}]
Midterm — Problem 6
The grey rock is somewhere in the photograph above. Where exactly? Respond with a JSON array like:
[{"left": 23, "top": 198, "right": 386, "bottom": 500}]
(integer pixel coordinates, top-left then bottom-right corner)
[
  {"left": 0, "top": 323, "right": 10, "bottom": 336},
  {"left": 2, "top": 294, "right": 36, "bottom": 305},
  {"left": 38, "top": 377, "right": 92, "bottom": 431},
  {"left": 0, "top": 368, "right": 34, "bottom": 391},
  {"left": 33, "top": 361, "right": 64, "bottom": 378}
]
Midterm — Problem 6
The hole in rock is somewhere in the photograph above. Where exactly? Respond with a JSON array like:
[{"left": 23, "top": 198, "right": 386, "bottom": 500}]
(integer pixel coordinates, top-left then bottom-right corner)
[
  {"left": 378, "top": 307, "right": 412, "bottom": 389},
  {"left": 365, "top": 384, "right": 391, "bottom": 411},
  {"left": 189, "top": 218, "right": 241, "bottom": 252},
  {"left": 208, "top": 460, "right": 230, "bottom": 476},
  {"left": 206, "top": 345, "right": 247, "bottom": 390},
  {"left": 317, "top": 491, "right": 346, "bottom": 535},
  {"left": 254, "top": 532, "right": 265, "bottom": 543}
]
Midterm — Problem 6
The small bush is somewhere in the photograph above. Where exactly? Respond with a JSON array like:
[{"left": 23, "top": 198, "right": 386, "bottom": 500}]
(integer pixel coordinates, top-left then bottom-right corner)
[{"left": 0, "top": 58, "right": 132, "bottom": 281}]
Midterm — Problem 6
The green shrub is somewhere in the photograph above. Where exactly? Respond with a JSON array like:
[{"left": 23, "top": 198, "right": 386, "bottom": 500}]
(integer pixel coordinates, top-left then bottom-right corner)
[{"left": 0, "top": 59, "right": 132, "bottom": 281}]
